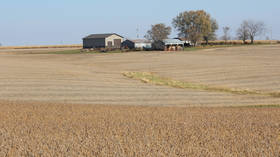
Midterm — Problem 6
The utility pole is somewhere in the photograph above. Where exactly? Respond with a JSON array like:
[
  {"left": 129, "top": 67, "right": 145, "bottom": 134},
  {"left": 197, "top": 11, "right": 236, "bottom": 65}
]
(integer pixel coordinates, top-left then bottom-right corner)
[
  {"left": 270, "top": 27, "right": 273, "bottom": 45},
  {"left": 136, "top": 27, "right": 139, "bottom": 39}
]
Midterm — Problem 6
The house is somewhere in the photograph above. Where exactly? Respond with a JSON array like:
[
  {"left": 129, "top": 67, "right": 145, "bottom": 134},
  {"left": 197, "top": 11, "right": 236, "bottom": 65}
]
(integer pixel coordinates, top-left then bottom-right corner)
[
  {"left": 152, "top": 39, "right": 185, "bottom": 51},
  {"left": 121, "top": 39, "right": 152, "bottom": 50},
  {"left": 83, "top": 33, "right": 124, "bottom": 49}
]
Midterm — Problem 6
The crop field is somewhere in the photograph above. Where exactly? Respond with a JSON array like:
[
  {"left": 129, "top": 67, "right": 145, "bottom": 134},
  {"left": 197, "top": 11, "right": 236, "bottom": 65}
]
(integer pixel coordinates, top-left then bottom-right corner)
[
  {"left": 0, "top": 101, "right": 280, "bottom": 156},
  {"left": 0, "top": 44, "right": 82, "bottom": 50},
  {"left": 0, "top": 45, "right": 280, "bottom": 156},
  {"left": 0, "top": 45, "right": 279, "bottom": 106}
]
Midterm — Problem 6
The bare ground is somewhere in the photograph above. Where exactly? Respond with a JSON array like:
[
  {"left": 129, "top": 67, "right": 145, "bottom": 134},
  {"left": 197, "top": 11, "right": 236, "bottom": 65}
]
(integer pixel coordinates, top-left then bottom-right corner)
[{"left": 0, "top": 45, "right": 279, "bottom": 106}]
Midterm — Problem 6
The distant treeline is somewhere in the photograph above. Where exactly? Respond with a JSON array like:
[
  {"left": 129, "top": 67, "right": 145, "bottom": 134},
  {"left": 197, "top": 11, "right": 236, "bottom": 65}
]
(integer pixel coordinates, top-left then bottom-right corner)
[
  {"left": 146, "top": 10, "right": 272, "bottom": 46},
  {"left": 200, "top": 40, "right": 280, "bottom": 46}
]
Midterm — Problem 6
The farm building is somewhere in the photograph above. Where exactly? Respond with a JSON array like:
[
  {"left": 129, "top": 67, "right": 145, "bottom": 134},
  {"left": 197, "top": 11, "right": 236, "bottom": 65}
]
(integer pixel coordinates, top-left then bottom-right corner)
[
  {"left": 121, "top": 39, "right": 152, "bottom": 50},
  {"left": 152, "top": 39, "right": 185, "bottom": 51},
  {"left": 83, "top": 33, "right": 124, "bottom": 49},
  {"left": 175, "top": 38, "right": 192, "bottom": 47}
]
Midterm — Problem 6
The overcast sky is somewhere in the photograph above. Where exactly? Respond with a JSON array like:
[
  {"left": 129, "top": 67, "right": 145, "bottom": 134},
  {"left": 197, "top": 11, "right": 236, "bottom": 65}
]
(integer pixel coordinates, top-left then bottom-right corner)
[{"left": 0, "top": 0, "right": 279, "bottom": 46}]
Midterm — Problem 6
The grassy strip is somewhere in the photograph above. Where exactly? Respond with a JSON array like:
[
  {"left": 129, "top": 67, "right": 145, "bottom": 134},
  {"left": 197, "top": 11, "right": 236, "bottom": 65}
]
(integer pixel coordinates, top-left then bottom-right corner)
[
  {"left": 184, "top": 45, "right": 231, "bottom": 51},
  {"left": 49, "top": 49, "right": 84, "bottom": 54},
  {"left": 184, "top": 45, "right": 237, "bottom": 51},
  {"left": 123, "top": 72, "right": 280, "bottom": 98},
  {"left": 44, "top": 49, "right": 125, "bottom": 54},
  {"left": 232, "top": 104, "right": 280, "bottom": 108}
]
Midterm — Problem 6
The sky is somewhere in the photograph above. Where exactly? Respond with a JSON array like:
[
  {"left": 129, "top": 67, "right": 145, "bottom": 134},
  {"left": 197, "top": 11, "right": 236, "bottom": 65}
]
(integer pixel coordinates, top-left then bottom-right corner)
[{"left": 0, "top": 0, "right": 279, "bottom": 46}]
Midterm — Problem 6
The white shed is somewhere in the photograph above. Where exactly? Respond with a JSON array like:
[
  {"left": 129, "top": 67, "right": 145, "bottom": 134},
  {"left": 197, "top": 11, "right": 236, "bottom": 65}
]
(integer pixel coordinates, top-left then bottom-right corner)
[{"left": 122, "top": 39, "right": 152, "bottom": 49}]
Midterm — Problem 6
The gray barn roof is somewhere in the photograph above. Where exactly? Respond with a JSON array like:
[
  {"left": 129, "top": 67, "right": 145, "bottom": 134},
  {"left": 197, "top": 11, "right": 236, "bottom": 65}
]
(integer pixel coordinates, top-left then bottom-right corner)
[
  {"left": 163, "top": 39, "right": 185, "bottom": 45},
  {"left": 83, "top": 33, "right": 123, "bottom": 39}
]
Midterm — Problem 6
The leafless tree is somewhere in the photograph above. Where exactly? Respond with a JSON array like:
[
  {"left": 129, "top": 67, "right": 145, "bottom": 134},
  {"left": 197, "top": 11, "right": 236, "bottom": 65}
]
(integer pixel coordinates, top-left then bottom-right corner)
[
  {"left": 144, "top": 23, "right": 171, "bottom": 42},
  {"left": 236, "top": 21, "right": 249, "bottom": 44},
  {"left": 246, "top": 20, "right": 266, "bottom": 44},
  {"left": 221, "top": 26, "right": 231, "bottom": 43}
]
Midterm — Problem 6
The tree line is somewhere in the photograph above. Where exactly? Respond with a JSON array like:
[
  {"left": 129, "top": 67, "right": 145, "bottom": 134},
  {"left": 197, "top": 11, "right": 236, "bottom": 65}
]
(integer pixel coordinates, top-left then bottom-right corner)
[{"left": 145, "top": 10, "right": 266, "bottom": 46}]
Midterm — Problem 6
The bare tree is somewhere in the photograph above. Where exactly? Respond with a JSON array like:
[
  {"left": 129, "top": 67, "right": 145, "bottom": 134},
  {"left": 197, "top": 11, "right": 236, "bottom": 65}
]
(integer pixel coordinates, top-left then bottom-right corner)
[
  {"left": 236, "top": 21, "right": 249, "bottom": 44},
  {"left": 221, "top": 26, "right": 231, "bottom": 43},
  {"left": 246, "top": 20, "right": 266, "bottom": 44},
  {"left": 145, "top": 23, "right": 171, "bottom": 42}
]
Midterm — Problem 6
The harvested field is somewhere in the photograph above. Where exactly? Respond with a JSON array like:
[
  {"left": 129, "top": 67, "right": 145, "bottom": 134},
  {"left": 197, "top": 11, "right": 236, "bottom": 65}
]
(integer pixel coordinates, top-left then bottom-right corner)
[
  {"left": 0, "top": 44, "right": 82, "bottom": 50},
  {"left": 0, "top": 101, "right": 279, "bottom": 157},
  {"left": 0, "top": 45, "right": 279, "bottom": 106},
  {"left": 1, "top": 45, "right": 280, "bottom": 156},
  {"left": 0, "top": 47, "right": 80, "bottom": 54}
]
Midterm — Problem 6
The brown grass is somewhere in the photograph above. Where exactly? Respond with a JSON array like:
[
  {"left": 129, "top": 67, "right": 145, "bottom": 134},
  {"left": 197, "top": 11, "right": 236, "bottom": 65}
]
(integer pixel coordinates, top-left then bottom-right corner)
[{"left": 0, "top": 101, "right": 279, "bottom": 157}]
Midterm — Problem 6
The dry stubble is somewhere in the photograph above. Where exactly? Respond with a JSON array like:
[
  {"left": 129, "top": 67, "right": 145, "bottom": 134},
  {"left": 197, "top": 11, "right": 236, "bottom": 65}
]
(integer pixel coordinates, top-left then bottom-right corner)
[{"left": 0, "top": 101, "right": 279, "bottom": 157}]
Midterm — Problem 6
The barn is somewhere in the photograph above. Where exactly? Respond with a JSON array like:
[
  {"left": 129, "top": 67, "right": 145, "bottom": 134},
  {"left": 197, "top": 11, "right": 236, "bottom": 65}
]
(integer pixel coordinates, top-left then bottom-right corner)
[{"left": 83, "top": 33, "right": 124, "bottom": 49}]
